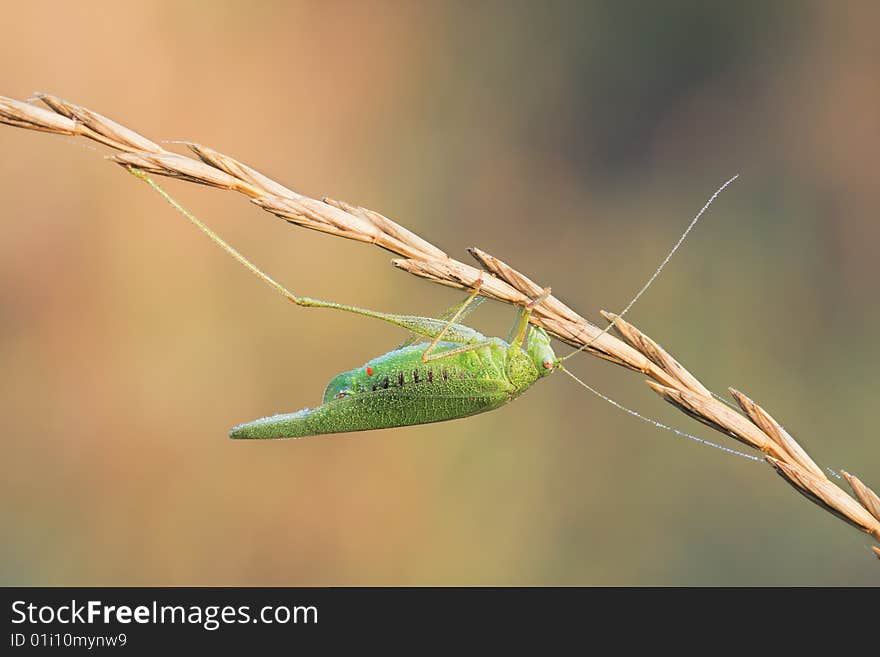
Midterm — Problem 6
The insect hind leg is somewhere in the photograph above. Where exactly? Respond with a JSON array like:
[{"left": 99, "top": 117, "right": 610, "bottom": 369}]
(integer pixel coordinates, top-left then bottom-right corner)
[{"left": 128, "top": 168, "right": 482, "bottom": 345}]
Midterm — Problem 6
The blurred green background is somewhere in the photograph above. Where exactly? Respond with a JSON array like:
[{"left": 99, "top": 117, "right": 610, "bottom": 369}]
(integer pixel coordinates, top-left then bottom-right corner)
[{"left": 1, "top": 1, "right": 878, "bottom": 585}]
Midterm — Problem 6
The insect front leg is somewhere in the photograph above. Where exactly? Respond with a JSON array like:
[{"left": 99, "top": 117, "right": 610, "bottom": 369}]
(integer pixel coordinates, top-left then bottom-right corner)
[
  {"left": 503, "top": 287, "right": 557, "bottom": 376},
  {"left": 507, "top": 286, "right": 552, "bottom": 350}
]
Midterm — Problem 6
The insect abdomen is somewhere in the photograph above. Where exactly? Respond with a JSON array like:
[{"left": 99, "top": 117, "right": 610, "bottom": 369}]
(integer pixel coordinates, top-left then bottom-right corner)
[
  {"left": 229, "top": 408, "right": 320, "bottom": 440},
  {"left": 230, "top": 341, "right": 517, "bottom": 439},
  {"left": 229, "top": 385, "right": 509, "bottom": 439}
]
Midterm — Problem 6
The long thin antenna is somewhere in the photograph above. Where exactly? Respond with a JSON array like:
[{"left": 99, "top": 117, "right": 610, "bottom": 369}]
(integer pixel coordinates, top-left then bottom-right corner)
[
  {"left": 560, "top": 174, "right": 739, "bottom": 362},
  {"left": 557, "top": 364, "right": 762, "bottom": 462}
]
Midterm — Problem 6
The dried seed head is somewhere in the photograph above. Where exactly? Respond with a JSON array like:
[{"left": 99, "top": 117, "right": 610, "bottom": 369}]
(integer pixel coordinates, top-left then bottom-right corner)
[
  {"left": 729, "top": 389, "right": 825, "bottom": 480},
  {"left": 601, "top": 311, "right": 711, "bottom": 397},
  {"left": 769, "top": 458, "right": 880, "bottom": 541},
  {"left": 841, "top": 471, "right": 880, "bottom": 524}
]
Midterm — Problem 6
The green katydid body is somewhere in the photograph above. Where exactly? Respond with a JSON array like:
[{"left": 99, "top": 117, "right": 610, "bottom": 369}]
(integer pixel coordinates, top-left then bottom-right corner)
[
  {"left": 230, "top": 321, "right": 557, "bottom": 439},
  {"left": 132, "top": 170, "right": 559, "bottom": 441}
]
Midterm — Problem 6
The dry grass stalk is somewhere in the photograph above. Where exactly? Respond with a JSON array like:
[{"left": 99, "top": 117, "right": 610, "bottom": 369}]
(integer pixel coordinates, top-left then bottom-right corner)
[{"left": 2, "top": 93, "right": 878, "bottom": 559}]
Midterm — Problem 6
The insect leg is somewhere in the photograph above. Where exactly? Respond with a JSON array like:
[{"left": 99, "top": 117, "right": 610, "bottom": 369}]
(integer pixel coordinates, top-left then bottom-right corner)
[
  {"left": 507, "top": 287, "right": 551, "bottom": 350},
  {"left": 418, "top": 275, "right": 549, "bottom": 365},
  {"left": 397, "top": 294, "right": 486, "bottom": 349},
  {"left": 419, "top": 274, "right": 484, "bottom": 362},
  {"left": 131, "top": 168, "right": 483, "bottom": 343},
  {"left": 421, "top": 339, "right": 498, "bottom": 363}
]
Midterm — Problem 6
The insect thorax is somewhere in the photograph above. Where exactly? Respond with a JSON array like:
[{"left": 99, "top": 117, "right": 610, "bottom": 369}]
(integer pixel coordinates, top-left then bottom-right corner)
[{"left": 505, "top": 346, "right": 541, "bottom": 393}]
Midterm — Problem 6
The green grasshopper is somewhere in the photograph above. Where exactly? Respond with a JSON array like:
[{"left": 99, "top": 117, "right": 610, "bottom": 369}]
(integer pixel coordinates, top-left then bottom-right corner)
[{"left": 135, "top": 169, "right": 750, "bottom": 454}]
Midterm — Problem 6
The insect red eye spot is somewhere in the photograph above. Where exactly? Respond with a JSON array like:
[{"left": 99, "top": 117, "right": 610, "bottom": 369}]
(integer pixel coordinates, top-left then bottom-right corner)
[
  {"left": 366, "top": 366, "right": 374, "bottom": 376},
  {"left": 543, "top": 360, "right": 553, "bottom": 370}
]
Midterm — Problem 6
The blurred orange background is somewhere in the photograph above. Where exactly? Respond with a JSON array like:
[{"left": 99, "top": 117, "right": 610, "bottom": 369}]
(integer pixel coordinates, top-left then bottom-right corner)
[{"left": 1, "top": 1, "right": 878, "bottom": 585}]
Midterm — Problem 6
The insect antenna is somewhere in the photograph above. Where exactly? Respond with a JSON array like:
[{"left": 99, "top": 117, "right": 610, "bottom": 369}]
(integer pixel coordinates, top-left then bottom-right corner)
[
  {"left": 554, "top": 175, "right": 762, "bottom": 462},
  {"left": 559, "top": 173, "right": 739, "bottom": 363},
  {"left": 555, "top": 363, "right": 761, "bottom": 462}
]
